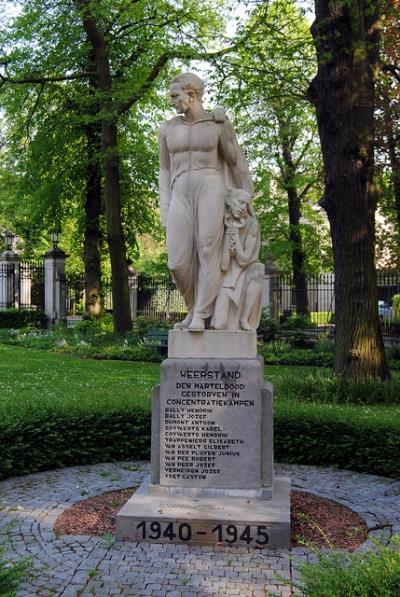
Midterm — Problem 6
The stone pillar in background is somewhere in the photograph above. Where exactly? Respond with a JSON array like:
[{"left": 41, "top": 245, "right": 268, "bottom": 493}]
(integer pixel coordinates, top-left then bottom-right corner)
[
  {"left": 0, "top": 241, "right": 20, "bottom": 309},
  {"left": 127, "top": 262, "right": 138, "bottom": 321},
  {"left": 44, "top": 247, "right": 67, "bottom": 327},
  {"left": 263, "top": 251, "right": 280, "bottom": 322}
]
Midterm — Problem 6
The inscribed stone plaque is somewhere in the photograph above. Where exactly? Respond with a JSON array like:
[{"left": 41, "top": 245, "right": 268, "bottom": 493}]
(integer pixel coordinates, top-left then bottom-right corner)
[{"left": 159, "top": 358, "right": 262, "bottom": 490}]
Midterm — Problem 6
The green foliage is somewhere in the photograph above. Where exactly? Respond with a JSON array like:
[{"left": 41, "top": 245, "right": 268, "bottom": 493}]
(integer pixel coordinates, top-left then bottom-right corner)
[
  {"left": 0, "top": 346, "right": 399, "bottom": 479},
  {"left": 0, "top": 346, "right": 157, "bottom": 478},
  {"left": 392, "top": 294, "right": 400, "bottom": 321},
  {"left": 388, "top": 344, "right": 400, "bottom": 361},
  {"left": 212, "top": 0, "right": 332, "bottom": 274},
  {"left": 0, "top": 0, "right": 227, "bottom": 265},
  {"left": 293, "top": 536, "right": 400, "bottom": 597},
  {"left": 0, "top": 545, "right": 32, "bottom": 597},
  {"left": 133, "top": 316, "right": 173, "bottom": 341},
  {"left": 274, "top": 398, "right": 400, "bottom": 477},
  {"left": 281, "top": 370, "right": 400, "bottom": 405},
  {"left": 259, "top": 342, "right": 333, "bottom": 366},
  {"left": 280, "top": 314, "right": 314, "bottom": 329},
  {"left": 0, "top": 325, "right": 162, "bottom": 362},
  {"left": 73, "top": 313, "right": 114, "bottom": 335},
  {"left": 257, "top": 309, "right": 278, "bottom": 341},
  {"left": 0, "top": 309, "right": 47, "bottom": 329}
]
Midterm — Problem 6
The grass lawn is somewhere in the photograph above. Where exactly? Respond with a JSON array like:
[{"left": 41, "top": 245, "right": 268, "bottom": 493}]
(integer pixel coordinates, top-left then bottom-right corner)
[
  {"left": 1, "top": 345, "right": 400, "bottom": 426},
  {"left": 0, "top": 345, "right": 159, "bottom": 422},
  {"left": 1, "top": 345, "right": 399, "bottom": 478}
]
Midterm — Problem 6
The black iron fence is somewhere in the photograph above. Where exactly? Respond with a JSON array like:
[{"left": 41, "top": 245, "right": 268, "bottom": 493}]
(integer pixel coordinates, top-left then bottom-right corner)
[
  {"left": 2, "top": 262, "right": 400, "bottom": 329},
  {"left": 272, "top": 271, "right": 400, "bottom": 340},
  {"left": 0, "top": 261, "right": 44, "bottom": 310},
  {"left": 19, "top": 262, "right": 45, "bottom": 310},
  {"left": 272, "top": 273, "right": 335, "bottom": 325},
  {"left": 136, "top": 275, "right": 186, "bottom": 320}
]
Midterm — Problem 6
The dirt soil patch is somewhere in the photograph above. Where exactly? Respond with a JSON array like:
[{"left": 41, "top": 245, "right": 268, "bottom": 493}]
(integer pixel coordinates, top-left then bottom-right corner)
[{"left": 54, "top": 487, "right": 368, "bottom": 549}]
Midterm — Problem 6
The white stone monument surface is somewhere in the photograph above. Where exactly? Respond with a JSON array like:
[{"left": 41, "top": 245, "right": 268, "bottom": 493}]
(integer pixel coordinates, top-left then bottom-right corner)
[{"left": 116, "top": 73, "right": 290, "bottom": 548}]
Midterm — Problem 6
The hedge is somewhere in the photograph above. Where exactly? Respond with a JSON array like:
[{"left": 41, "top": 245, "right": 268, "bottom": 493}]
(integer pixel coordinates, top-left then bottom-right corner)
[
  {"left": 0, "top": 308, "right": 47, "bottom": 329},
  {"left": 1, "top": 402, "right": 399, "bottom": 480},
  {"left": 0, "top": 410, "right": 151, "bottom": 479},
  {"left": 274, "top": 402, "right": 400, "bottom": 478}
]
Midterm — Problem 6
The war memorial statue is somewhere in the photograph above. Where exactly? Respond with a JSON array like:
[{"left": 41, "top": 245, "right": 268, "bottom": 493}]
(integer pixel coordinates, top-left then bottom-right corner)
[
  {"left": 158, "top": 72, "right": 263, "bottom": 332},
  {"left": 116, "top": 74, "right": 290, "bottom": 549}
]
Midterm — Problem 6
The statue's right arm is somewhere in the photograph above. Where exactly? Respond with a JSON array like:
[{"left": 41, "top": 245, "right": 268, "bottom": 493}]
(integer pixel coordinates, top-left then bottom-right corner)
[{"left": 158, "top": 123, "right": 171, "bottom": 227}]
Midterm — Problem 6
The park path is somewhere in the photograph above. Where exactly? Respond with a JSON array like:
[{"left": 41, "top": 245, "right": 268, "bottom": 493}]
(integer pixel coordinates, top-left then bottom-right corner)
[{"left": 0, "top": 461, "right": 399, "bottom": 597}]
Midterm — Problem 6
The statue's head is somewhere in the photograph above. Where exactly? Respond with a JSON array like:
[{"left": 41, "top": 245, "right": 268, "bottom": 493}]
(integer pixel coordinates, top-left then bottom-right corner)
[
  {"left": 227, "top": 188, "right": 253, "bottom": 220},
  {"left": 169, "top": 73, "right": 204, "bottom": 114}
]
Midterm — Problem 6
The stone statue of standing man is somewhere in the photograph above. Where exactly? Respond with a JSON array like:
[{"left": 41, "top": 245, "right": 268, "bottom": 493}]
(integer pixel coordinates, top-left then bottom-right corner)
[{"left": 159, "top": 73, "right": 263, "bottom": 332}]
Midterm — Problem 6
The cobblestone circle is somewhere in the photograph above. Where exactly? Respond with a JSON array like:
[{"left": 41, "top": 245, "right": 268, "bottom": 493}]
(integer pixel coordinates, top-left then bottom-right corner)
[{"left": 0, "top": 461, "right": 399, "bottom": 597}]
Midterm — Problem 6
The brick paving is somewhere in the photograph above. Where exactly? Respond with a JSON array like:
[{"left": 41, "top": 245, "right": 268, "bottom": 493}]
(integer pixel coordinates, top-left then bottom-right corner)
[{"left": 0, "top": 461, "right": 399, "bottom": 596}]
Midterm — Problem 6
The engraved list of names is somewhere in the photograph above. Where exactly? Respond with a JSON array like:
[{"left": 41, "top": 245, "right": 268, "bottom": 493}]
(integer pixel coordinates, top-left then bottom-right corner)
[{"left": 160, "top": 361, "right": 262, "bottom": 488}]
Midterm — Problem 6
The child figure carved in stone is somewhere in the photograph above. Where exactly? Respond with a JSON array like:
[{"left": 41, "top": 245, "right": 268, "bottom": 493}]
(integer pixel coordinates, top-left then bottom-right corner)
[{"left": 212, "top": 189, "right": 264, "bottom": 331}]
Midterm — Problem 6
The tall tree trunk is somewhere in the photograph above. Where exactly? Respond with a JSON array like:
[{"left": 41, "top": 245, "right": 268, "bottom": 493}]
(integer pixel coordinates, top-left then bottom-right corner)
[
  {"left": 76, "top": 0, "right": 131, "bottom": 333},
  {"left": 84, "top": 119, "right": 103, "bottom": 316},
  {"left": 280, "top": 134, "right": 310, "bottom": 317},
  {"left": 309, "top": 0, "right": 389, "bottom": 379}
]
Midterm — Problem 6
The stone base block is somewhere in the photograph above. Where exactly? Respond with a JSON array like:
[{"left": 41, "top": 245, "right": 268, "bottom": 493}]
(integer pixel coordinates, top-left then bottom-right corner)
[
  {"left": 147, "top": 481, "right": 274, "bottom": 499},
  {"left": 168, "top": 330, "right": 257, "bottom": 359},
  {"left": 116, "top": 476, "right": 290, "bottom": 549}
]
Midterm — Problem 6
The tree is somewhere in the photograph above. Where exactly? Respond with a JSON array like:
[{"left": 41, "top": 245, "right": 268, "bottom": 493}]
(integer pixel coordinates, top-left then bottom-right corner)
[
  {"left": 308, "top": 0, "right": 389, "bottom": 379},
  {"left": 0, "top": 0, "right": 227, "bottom": 331},
  {"left": 375, "top": 5, "right": 400, "bottom": 250},
  {"left": 213, "top": 0, "right": 327, "bottom": 314}
]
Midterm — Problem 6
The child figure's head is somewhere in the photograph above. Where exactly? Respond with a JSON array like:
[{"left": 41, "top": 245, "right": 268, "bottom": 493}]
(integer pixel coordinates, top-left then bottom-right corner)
[{"left": 226, "top": 188, "right": 253, "bottom": 220}]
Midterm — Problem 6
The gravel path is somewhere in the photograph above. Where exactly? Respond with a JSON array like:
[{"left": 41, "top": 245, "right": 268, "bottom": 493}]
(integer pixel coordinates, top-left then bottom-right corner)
[{"left": 0, "top": 461, "right": 399, "bottom": 597}]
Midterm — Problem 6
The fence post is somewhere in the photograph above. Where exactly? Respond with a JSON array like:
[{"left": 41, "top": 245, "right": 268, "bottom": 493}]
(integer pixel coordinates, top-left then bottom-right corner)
[
  {"left": 44, "top": 247, "right": 67, "bottom": 327},
  {"left": 127, "top": 263, "right": 138, "bottom": 321},
  {"left": 263, "top": 252, "right": 280, "bottom": 322},
  {"left": 0, "top": 243, "right": 20, "bottom": 309}
]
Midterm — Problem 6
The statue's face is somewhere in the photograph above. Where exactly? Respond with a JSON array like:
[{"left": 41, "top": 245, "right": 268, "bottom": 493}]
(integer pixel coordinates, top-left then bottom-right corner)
[
  {"left": 169, "top": 83, "right": 194, "bottom": 114},
  {"left": 230, "top": 194, "right": 249, "bottom": 220}
]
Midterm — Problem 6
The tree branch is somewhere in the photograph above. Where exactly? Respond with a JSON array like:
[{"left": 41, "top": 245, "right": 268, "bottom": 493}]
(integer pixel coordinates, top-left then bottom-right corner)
[
  {"left": 381, "top": 63, "right": 400, "bottom": 83},
  {"left": 117, "top": 53, "right": 170, "bottom": 114},
  {"left": 0, "top": 71, "right": 94, "bottom": 85},
  {"left": 299, "top": 181, "right": 315, "bottom": 200}
]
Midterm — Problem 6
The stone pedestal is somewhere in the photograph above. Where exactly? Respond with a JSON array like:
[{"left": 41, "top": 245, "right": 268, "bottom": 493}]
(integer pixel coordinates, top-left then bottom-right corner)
[{"left": 116, "top": 330, "right": 290, "bottom": 548}]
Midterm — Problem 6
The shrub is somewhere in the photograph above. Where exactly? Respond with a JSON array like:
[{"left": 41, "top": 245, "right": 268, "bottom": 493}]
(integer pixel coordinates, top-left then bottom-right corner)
[
  {"left": 280, "top": 372, "right": 400, "bottom": 405},
  {"left": 0, "top": 544, "right": 32, "bottom": 596},
  {"left": 388, "top": 345, "right": 400, "bottom": 361},
  {"left": 0, "top": 410, "right": 151, "bottom": 480},
  {"left": 274, "top": 400, "right": 400, "bottom": 477},
  {"left": 73, "top": 313, "right": 114, "bottom": 335},
  {"left": 0, "top": 326, "right": 162, "bottom": 362},
  {"left": 259, "top": 342, "right": 333, "bottom": 367},
  {"left": 293, "top": 536, "right": 400, "bottom": 597},
  {"left": 257, "top": 310, "right": 277, "bottom": 341},
  {"left": 133, "top": 316, "right": 173, "bottom": 340},
  {"left": 0, "top": 309, "right": 47, "bottom": 329},
  {"left": 280, "top": 314, "right": 313, "bottom": 329}
]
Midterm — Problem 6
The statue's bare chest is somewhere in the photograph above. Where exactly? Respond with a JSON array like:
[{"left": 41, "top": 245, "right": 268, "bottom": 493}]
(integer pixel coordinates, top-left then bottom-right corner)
[{"left": 166, "top": 121, "right": 219, "bottom": 155}]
